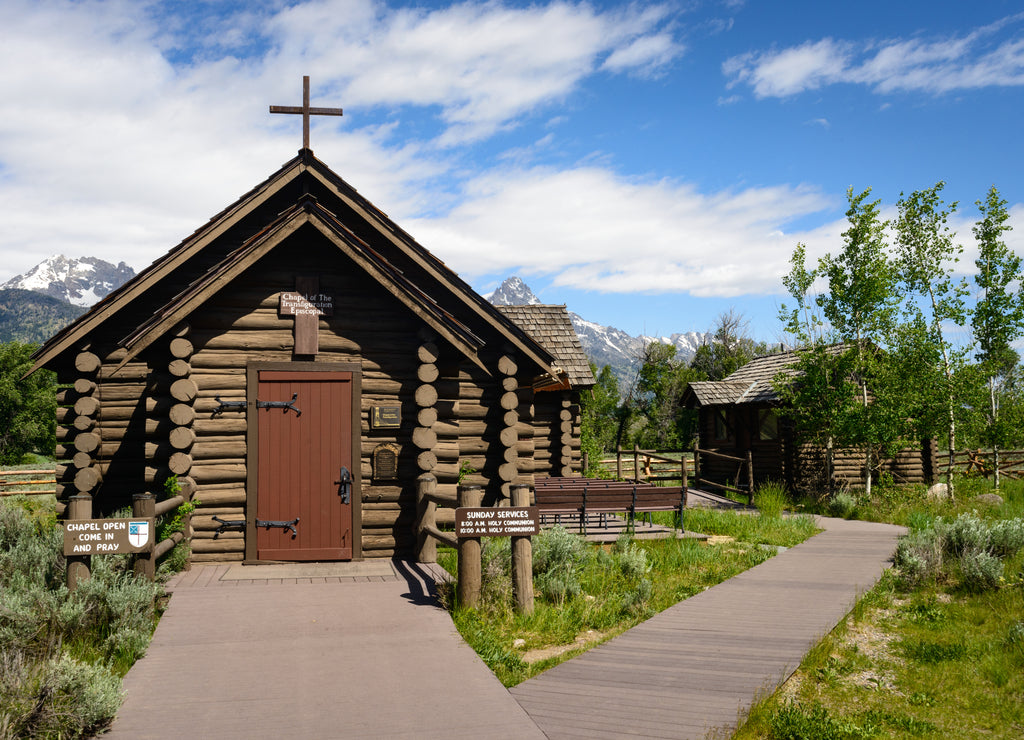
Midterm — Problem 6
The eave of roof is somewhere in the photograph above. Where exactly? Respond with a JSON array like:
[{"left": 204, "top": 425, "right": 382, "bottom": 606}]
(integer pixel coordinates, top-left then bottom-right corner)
[
  {"left": 29, "top": 149, "right": 559, "bottom": 378},
  {"left": 116, "top": 198, "right": 489, "bottom": 373}
]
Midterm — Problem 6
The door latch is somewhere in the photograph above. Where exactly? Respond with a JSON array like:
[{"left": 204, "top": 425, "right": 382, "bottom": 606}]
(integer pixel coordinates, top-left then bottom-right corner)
[{"left": 335, "top": 466, "right": 352, "bottom": 505}]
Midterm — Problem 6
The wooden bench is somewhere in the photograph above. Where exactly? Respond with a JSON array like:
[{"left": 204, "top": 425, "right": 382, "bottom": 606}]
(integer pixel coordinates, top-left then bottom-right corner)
[{"left": 534, "top": 477, "right": 686, "bottom": 534}]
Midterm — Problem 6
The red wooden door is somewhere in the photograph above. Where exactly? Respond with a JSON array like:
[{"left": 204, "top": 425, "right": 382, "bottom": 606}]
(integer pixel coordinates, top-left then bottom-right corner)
[{"left": 256, "top": 371, "right": 353, "bottom": 560}]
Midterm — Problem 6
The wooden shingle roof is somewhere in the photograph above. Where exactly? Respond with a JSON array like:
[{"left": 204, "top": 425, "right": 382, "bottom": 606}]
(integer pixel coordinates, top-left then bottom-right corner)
[
  {"left": 496, "top": 305, "right": 596, "bottom": 389},
  {"left": 685, "top": 344, "right": 853, "bottom": 407}
]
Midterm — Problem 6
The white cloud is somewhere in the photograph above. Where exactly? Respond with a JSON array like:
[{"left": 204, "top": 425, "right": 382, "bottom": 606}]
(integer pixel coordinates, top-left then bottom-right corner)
[
  {"left": 406, "top": 167, "right": 836, "bottom": 297},
  {"left": 264, "top": 0, "right": 684, "bottom": 144},
  {"left": 724, "top": 14, "right": 1024, "bottom": 98}
]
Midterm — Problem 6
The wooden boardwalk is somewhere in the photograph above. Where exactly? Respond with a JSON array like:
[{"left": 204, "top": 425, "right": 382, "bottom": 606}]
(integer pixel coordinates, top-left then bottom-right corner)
[
  {"left": 104, "top": 560, "right": 546, "bottom": 739},
  {"left": 510, "top": 516, "right": 905, "bottom": 739}
]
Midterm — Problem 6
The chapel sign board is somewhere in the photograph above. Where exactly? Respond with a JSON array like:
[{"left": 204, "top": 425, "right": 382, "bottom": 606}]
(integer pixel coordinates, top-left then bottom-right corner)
[
  {"left": 279, "top": 276, "right": 334, "bottom": 354},
  {"left": 63, "top": 518, "right": 155, "bottom": 555},
  {"left": 455, "top": 507, "right": 539, "bottom": 538}
]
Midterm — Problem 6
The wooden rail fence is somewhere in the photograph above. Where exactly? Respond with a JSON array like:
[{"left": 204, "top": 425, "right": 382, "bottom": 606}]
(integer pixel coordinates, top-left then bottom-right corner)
[
  {"left": 937, "top": 448, "right": 1024, "bottom": 480},
  {"left": 594, "top": 446, "right": 754, "bottom": 504},
  {"left": 0, "top": 469, "right": 57, "bottom": 497}
]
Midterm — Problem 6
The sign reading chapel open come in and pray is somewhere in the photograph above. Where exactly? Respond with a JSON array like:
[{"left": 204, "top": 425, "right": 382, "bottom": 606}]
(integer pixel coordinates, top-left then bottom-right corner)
[
  {"left": 63, "top": 518, "right": 155, "bottom": 555},
  {"left": 455, "top": 507, "right": 540, "bottom": 538}
]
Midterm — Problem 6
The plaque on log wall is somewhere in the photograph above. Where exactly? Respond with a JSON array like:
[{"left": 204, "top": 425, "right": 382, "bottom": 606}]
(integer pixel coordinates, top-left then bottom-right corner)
[
  {"left": 372, "top": 443, "right": 400, "bottom": 480},
  {"left": 371, "top": 405, "right": 402, "bottom": 429}
]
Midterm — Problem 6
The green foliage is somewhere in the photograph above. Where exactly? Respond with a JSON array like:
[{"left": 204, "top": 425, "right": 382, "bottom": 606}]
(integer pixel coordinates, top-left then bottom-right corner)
[
  {"left": 828, "top": 491, "right": 858, "bottom": 519},
  {"left": 579, "top": 363, "right": 621, "bottom": 471},
  {"left": 753, "top": 480, "right": 789, "bottom": 519},
  {"left": 629, "top": 341, "right": 703, "bottom": 449},
  {"left": 0, "top": 289, "right": 86, "bottom": 344},
  {"left": 689, "top": 309, "right": 766, "bottom": 381},
  {"left": 0, "top": 496, "right": 162, "bottom": 737},
  {"left": 0, "top": 342, "right": 56, "bottom": 464}
]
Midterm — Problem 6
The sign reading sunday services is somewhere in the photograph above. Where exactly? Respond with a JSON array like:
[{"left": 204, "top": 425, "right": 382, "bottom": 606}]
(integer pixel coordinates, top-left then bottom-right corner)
[{"left": 455, "top": 507, "right": 539, "bottom": 538}]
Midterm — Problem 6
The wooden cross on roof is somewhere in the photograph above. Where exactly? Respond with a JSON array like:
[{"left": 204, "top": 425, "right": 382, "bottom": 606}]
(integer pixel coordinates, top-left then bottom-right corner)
[{"left": 269, "top": 75, "right": 343, "bottom": 150}]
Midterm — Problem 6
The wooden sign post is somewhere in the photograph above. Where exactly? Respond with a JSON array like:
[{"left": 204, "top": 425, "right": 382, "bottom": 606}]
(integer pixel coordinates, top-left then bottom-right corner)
[{"left": 280, "top": 276, "right": 333, "bottom": 355}]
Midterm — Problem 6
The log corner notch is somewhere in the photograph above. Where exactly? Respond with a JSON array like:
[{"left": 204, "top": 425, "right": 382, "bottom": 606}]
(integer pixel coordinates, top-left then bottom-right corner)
[
  {"left": 415, "top": 334, "right": 440, "bottom": 477},
  {"left": 69, "top": 346, "right": 102, "bottom": 499}
]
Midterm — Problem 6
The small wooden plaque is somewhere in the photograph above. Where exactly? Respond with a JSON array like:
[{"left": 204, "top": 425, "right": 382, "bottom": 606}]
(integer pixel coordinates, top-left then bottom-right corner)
[
  {"left": 371, "top": 405, "right": 402, "bottom": 429},
  {"left": 372, "top": 443, "right": 400, "bottom": 481}
]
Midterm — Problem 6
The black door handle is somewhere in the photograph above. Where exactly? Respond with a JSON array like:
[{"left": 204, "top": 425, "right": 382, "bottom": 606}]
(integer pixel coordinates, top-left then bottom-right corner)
[{"left": 335, "top": 466, "right": 352, "bottom": 504}]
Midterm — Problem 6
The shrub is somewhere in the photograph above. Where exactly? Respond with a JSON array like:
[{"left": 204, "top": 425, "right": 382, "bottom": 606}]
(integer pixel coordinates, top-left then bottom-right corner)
[
  {"left": 753, "top": 480, "right": 788, "bottom": 519},
  {"left": 0, "top": 651, "right": 121, "bottom": 739},
  {"left": 958, "top": 549, "right": 1004, "bottom": 593},
  {"left": 828, "top": 491, "right": 858, "bottom": 519},
  {"left": 940, "top": 512, "right": 991, "bottom": 556},
  {"left": 618, "top": 543, "right": 650, "bottom": 581},
  {"left": 893, "top": 528, "right": 944, "bottom": 588},
  {"left": 988, "top": 518, "right": 1024, "bottom": 558}
]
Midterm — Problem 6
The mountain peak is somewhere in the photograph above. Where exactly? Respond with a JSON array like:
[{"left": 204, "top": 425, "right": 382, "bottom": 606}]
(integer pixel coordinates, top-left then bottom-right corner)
[
  {"left": 486, "top": 276, "right": 541, "bottom": 306},
  {"left": 2, "top": 255, "right": 135, "bottom": 307}
]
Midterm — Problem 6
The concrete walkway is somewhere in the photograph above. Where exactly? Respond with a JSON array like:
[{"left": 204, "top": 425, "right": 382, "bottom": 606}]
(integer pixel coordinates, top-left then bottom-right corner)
[
  {"left": 511, "top": 516, "right": 906, "bottom": 739},
  {"left": 104, "top": 516, "right": 903, "bottom": 739}
]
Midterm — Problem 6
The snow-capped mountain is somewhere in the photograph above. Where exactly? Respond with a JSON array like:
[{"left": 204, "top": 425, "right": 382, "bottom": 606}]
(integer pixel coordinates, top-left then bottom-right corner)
[
  {"left": 1, "top": 255, "right": 135, "bottom": 307},
  {"left": 487, "top": 276, "right": 708, "bottom": 384},
  {"left": 486, "top": 276, "right": 542, "bottom": 307}
]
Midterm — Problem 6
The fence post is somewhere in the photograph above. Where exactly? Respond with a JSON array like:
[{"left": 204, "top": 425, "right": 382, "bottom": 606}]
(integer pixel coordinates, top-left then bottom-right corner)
[
  {"left": 633, "top": 444, "right": 641, "bottom": 482},
  {"left": 457, "top": 484, "right": 483, "bottom": 608},
  {"left": 681, "top": 454, "right": 689, "bottom": 525},
  {"left": 132, "top": 494, "right": 157, "bottom": 581},
  {"left": 693, "top": 448, "right": 701, "bottom": 489},
  {"left": 746, "top": 450, "right": 755, "bottom": 505},
  {"left": 616, "top": 445, "right": 622, "bottom": 480},
  {"left": 65, "top": 494, "right": 92, "bottom": 592},
  {"left": 415, "top": 474, "right": 438, "bottom": 564},
  {"left": 510, "top": 484, "right": 534, "bottom": 615}
]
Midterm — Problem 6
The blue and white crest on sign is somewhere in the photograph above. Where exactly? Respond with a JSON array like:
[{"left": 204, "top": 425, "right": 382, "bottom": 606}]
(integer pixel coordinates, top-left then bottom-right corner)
[{"left": 128, "top": 521, "right": 150, "bottom": 548}]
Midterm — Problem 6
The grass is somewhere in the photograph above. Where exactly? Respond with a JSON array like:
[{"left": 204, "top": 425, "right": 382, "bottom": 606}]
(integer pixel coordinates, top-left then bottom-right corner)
[
  {"left": 438, "top": 506, "right": 819, "bottom": 687},
  {"left": 734, "top": 475, "right": 1024, "bottom": 740}
]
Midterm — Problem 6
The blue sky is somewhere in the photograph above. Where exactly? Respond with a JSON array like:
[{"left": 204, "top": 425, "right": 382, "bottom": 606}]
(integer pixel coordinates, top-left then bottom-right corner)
[{"left": 1, "top": 0, "right": 1021, "bottom": 345}]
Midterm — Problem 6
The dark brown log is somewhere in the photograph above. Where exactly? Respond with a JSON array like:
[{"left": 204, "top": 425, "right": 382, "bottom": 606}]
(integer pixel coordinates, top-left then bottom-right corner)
[
  {"left": 510, "top": 485, "right": 534, "bottom": 614},
  {"left": 190, "top": 485, "right": 246, "bottom": 506},
  {"left": 75, "top": 352, "right": 101, "bottom": 374},
  {"left": 189, "top": 464, "right": 245, "bottom": 484},
  {"left": 169, "top": 426, "right": 197, "bottom": 450},
  {"left": 412, "top": 427, "right": 437, "bottom": 450},
  {"left": 168, "top": 359, "right": 191, "bottom": 378},
  {"left": 169, "top": 337, "right": 193, "bottom": 359},
  {"left": 74, "top": 396, "right": 100, "bottom": 417},
  {"left": 414, "top": 384, "right": 437, "bottom": 408},
  {"left": 74, "top": 378, "right": 97, "bottom": 394},
  {"left": 192, "top": 441, "right": 247, "bottom": 460},
  {"left": 168, "top": 452, "right": 193, "bottom": 475},
  {"left": 417, "top": 341, "right": 439, "bottom": 364},
  {"left": 170, "top": 378, "right": 199, "bottom": 402},
  {"left": 416, "top": 364, "right": 439, "bottom": 383},
  {"left": 169, "top": 403, "right": 196, "bottom": 426},
  {"left": 74, "top": 467, "right": 101, "bottom": 492},
  {"left": 498, "top": 355, "right": 517, "bottom": 376},
  {"left": 74, "top": 433, "right": 100, "bottom": 453},
  {"left": 191, "top": 539, "right": 243, "bottom": 554},
  {"left": 457, "top": 486, "right": 483, "bottom": 607},
  {"left": 417, "top": 451, "right": 437, "bottom": 471},
  {"left": 73, "top": 415, "right": 94, "bottom": 432},
  {"left": 194, "top": 418, "right": 247, "bottom": 435}
]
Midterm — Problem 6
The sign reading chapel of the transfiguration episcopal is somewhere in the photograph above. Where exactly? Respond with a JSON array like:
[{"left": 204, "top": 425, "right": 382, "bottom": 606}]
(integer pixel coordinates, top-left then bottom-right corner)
[{"left": 280, "top": 276, "right": 334, "bottom": 354}]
